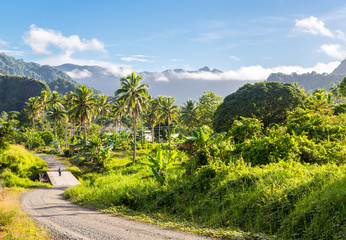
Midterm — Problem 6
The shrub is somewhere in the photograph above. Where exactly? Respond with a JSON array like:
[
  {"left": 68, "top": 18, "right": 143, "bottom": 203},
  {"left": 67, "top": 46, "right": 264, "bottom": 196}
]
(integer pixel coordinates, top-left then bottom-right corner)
[{"left": 40, "top": 130, "right": 54, "bottom": 146}]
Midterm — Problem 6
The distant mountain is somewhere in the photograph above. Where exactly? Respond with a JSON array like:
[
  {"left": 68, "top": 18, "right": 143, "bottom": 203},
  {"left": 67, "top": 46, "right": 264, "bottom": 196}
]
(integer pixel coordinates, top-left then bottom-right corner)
[
  {"left": 266, "top": 60, "right": 346, "bottom": 92},
  {"left": 56, "top": 64, "right": 120, "bottom": 95},
  {"left": 0, "top": 53, "right": 72, "bottom": 82},
  {"left": 0, "top": 75, "right": 49, "bottom": 112},
  {"left": 56, "top": 64, "right": 256, "bottom": 104}
]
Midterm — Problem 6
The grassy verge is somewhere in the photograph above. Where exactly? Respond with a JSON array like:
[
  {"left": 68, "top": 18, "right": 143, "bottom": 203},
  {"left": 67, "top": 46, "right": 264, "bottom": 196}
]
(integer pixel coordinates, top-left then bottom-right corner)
[
  {"left": 64, "top": 159, "right": 345, "bottom": 240},
  {"left": 0, "top": 187, "right": 52, "bottom": 240}
]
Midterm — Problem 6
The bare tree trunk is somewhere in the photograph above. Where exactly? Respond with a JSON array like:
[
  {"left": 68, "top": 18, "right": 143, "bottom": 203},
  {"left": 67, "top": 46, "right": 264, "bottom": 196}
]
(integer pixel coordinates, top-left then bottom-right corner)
[{"left": 151, "top": 124, "right": 154, "bottom": 143}]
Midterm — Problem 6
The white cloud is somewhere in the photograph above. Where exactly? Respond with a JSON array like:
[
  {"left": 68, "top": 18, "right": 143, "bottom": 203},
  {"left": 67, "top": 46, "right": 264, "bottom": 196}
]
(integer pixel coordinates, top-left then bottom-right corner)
[
  {"left": 0, "top": 39, "right": 7, "bottom": 46},
  {"left": 336, "top": 30, "right": 346, "bottom": 41},
  {"left": 229, "top": 55, "right": 240, "bottom": 61},
  {"left": 23, "top": 24, "right": 105, "bottom": 55},
  {"left": 295, "top": 16, "right": 334, "bottom": 38},
  {"left": 165, "top": 61, "right": 339, "bottom": 81},
  {"left": 169, "top": 58, "right": 183, "bottom": 62},
  {"left": 120, "top": 55, "right": 154, "bottom": 62},
  {"left": 0, "top": 49, "right": 25, "bottom": 56},
  {"left": 319, "top": 44, "right": 346, "bottom": 59},
  {"left": 66, "top": 69, "right": 93, "bottom": 79},
  {"left": 36, "top": 53, "right": 132, "bottom": 78}
]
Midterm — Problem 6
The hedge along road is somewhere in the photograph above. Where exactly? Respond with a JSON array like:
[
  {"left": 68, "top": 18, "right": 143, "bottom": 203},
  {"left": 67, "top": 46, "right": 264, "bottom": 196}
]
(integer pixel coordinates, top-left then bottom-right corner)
[{"left": 21, "top": 155, "right": 218, "bottom": 240}]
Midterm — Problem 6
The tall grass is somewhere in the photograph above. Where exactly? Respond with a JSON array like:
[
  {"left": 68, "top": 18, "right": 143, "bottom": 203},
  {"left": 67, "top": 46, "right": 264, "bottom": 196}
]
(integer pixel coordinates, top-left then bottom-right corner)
[
  {"left": 0, "top": 188, "right": 52, "bottom": 239},
  {"left": 0, "top": 145, "right": 50, "bottom": 187},
  {"left": 65, "top": 159, "right": 345, "bottom": 239}
]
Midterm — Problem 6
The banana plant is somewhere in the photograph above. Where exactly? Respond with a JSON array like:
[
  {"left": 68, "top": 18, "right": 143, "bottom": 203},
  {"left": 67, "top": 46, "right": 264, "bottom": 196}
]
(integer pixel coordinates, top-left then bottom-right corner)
[{"left": 145, "top": 144, "right": 177, "bottom": 185}]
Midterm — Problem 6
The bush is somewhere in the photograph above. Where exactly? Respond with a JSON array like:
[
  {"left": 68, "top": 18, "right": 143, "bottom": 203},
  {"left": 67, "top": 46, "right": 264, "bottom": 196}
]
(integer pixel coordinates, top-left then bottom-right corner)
[
  {"left": 0, "top": 145, "right": 48, "bottom": 179},
  {"left": 1, "top": 169, "right": 49, "bottom": 188},
  {"left": 40, "top": 130, "right": 54, "bottom": 146}
]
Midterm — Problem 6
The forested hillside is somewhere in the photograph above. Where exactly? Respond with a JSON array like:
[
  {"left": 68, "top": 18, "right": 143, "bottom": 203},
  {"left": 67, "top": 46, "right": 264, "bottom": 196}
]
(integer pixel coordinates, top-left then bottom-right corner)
[
  {"left": 0, "top": 53, "right": 72, "bottom": 82},
  {"left": 0, "top": 75, "right": 49, "bottom": 112},
  {"left": 267, "top": 72, "right": 344, "bottom": 92}
]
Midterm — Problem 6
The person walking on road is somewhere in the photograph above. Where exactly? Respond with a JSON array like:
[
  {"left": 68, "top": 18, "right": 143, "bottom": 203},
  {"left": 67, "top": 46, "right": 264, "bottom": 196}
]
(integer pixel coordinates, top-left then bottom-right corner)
[{"left": 58, "top": 167, "right": 61, "bottom": 176}]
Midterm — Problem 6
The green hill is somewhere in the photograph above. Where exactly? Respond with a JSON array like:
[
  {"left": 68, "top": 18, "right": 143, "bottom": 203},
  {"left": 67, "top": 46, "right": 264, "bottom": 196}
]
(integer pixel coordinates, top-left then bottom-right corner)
[
  {"left": 0, "top": 53, "right": 72, "bottom": 83},
  {"left": 0, "top": 75, "right": 49, "bottom": 112}
]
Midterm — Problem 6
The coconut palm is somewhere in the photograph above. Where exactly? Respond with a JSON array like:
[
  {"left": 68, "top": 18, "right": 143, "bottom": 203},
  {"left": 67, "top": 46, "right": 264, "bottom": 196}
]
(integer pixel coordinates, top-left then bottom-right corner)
[
  {"left": 24, "top": 96, "right": 41, "bottom": 130},
  {"left": 71, "top": 85, "right": 96, "bottom": 145},
  {"left": 48, "top": 91, "right": 64, "bottom": 109},
  {"left": 156, "top": 96, "right": 164, "bottom": 143},
  {"left": 47, "top": 104, "right": 67, "bottom": 141},
  {"left": 96, "top": 94, "right": 111, "bottom": 126},
  {"left": 159, "top": 96, "right": 178, "bottom": 151},
  {"left": 38, "top": 90, "right": 50, "bottom": 131},
  {"left": 63, "top": 91, "right": 76, "bottom": 139},
  {"left": 111, "top": 99, "right": 127, "bottom": 133},
  {"left": 180, "top": 99, "right": 198, "bottom": 132},
  {"left": 114, "top": 72, "right": 150, "bottom": 163},
  {"left": 145, "top": 99, "right": 159, "bottom": 143}
]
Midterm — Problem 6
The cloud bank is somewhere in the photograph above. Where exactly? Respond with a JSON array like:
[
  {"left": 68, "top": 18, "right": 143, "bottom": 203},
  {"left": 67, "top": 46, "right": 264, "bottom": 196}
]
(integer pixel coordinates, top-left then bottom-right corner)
[
  {"left": 153, "top": 61, "right": 339, "bottom": 82},
  {"left": 24, "top": 25, "right": 105, "bottom": 55}
]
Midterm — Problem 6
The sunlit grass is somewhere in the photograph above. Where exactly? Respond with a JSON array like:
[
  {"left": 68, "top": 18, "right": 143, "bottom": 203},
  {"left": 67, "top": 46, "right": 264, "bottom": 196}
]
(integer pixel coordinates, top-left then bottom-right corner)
[{"left": 0, "top": 188, "right": 52, "bottom": 240}]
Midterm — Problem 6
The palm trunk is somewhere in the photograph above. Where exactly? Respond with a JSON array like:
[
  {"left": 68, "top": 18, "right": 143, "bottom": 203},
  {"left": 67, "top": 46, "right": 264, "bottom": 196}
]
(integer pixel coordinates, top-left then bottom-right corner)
[
  {"left": 41, "top": 110, "right": 45, "bottom": 132},
  {"left": 33, "top": 119, "right": 35, "bottom": 130},
  {"left": 168, "top": 123, "right": 171, "bottom": 152},
  {"left": 151, "top": 123, "right": 154, "bottom": 143},
  {"left": 132, "top": 111, "right": 137, "bottom": 164},
  {"left": 158, "top": 122, "right": 161, "bottom": 143},
  {"left": 83, "top": 119, "right": 87, "bottom": 145},
  {"left": 54, "top": 120, "right": 57, "bottom": 141},
  {"left": 65, "top": 122, "right": 68, "bottom": 150}
]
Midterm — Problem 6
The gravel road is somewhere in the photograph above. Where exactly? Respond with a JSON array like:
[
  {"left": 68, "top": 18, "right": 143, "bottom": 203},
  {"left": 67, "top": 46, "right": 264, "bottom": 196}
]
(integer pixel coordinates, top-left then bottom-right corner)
[{"left": 21, "top": 155, "right": 219, "bottom": 240}]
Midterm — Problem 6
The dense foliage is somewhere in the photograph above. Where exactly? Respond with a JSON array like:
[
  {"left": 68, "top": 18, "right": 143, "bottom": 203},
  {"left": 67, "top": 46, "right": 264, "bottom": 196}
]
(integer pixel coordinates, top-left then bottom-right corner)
[
  {"left": 213, "top": 82, "right": 305, "bottom": 132},
  {"left": 0, "top": 75, "right": 49, "bottom": 112},
  {"left": 267, "top": 72, "right": 344, "bottom": 92},
  {"left": 0, "top": 145, "right": 49, "bottom": 187},
  {"left": 0, "top": 53, "right": 72, "bottom": 82}
]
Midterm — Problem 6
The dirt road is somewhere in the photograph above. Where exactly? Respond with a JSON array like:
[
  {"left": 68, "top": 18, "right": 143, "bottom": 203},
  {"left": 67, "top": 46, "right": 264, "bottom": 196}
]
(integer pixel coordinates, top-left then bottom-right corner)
[{"left": 21, "top": 155, "right": 218, "bottom": 240}]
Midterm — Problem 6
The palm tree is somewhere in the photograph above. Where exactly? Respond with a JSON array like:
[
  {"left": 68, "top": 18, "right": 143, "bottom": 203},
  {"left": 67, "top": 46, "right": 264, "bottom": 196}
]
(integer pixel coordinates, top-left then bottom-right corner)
[
  {"left": 159, "top": 96, "right": 178, "bottom": 151},
  {"left": 145, "top": 99, "right": 159, "bottom": 143},
  {"left": 96, "top": 94, "right": 111, "bottom": 126},
  {"left": 180, "top": 99, "right": 198, "bottom": 133},
  {"left": 111, "top": 99, "right": 127, "bottom": 133},
  {"left": 115, "top": 72, "right": 150, "bottom": 163},
  {"left": 156, "top": 96, "right": 164, "bottom": 143},
  {"left": 47, "top": 104, "right": 67, "bottom": 141},
  {"left": 38, "top": 90, "right": 50, "bottom": 131},
  {"left": 71, "top": 86, "right": 96, "bottom": 145},
  {"left": 63, "top": 91, "right": 76, "bottom": 139},
  {"left": 48, "top": 91, "right": 64, "bottom": 109},
  {"left": 24, "top": 96, "right": 41, "bottom": 130}
]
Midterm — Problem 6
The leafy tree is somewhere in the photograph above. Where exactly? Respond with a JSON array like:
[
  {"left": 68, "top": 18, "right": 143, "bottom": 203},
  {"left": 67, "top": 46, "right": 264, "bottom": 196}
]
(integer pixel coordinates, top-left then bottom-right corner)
[
  {"left": 338, "top": 76, "right": 346, "bottom": 97},
  {"left": 38, "top": 90, "right": 50, "bottom": 131},
  {"left": 180, "top": 99, "right": 198, "bottom": 132},
  {"left": 145, "top": 99, "right": 160, "bottom": 143},
  {"left": 159, "top": 96, "right": 178, "bottom": 151},
  {"left": 47, "top": 104, "right": 67, "bottom": 141},
  {"left": 0, "top": 122, "right": 14, "bottom": 152},
  {"left": 95, "top": 94, "right": 111, "bottom": 126},
  {"left": 197, "top": 91, "right": 223, "bottom": 127},
  {"left": 213, "top": 82, "right": 305, "bottom": 132},
  {"left": 71, "top": 85, "right": 96, "bottom": 145},
  {"left": 114, "top": 72, "right": 150, "bottom": 163},
  {"left": 24, "top": 96, "right": 41, "bottom": 130}
]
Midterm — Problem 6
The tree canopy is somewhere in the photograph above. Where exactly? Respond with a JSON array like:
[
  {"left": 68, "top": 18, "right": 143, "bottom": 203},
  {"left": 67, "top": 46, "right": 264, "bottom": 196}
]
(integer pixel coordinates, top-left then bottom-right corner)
[{"left": 213, "top": 82, "right": 305, "bottom": 132}]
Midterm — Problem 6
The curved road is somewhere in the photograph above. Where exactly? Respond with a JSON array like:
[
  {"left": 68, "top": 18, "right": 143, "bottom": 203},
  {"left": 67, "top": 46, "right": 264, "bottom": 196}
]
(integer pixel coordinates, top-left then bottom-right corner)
[{"left": 21, "top": 155, "right": 218, "bottom": 240}]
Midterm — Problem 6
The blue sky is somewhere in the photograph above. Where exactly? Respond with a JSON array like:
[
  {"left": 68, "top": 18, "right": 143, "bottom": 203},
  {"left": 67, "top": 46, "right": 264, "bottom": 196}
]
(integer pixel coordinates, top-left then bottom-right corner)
[{"left": 1, "top": 0, "right": 346, "bottom": 80}]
